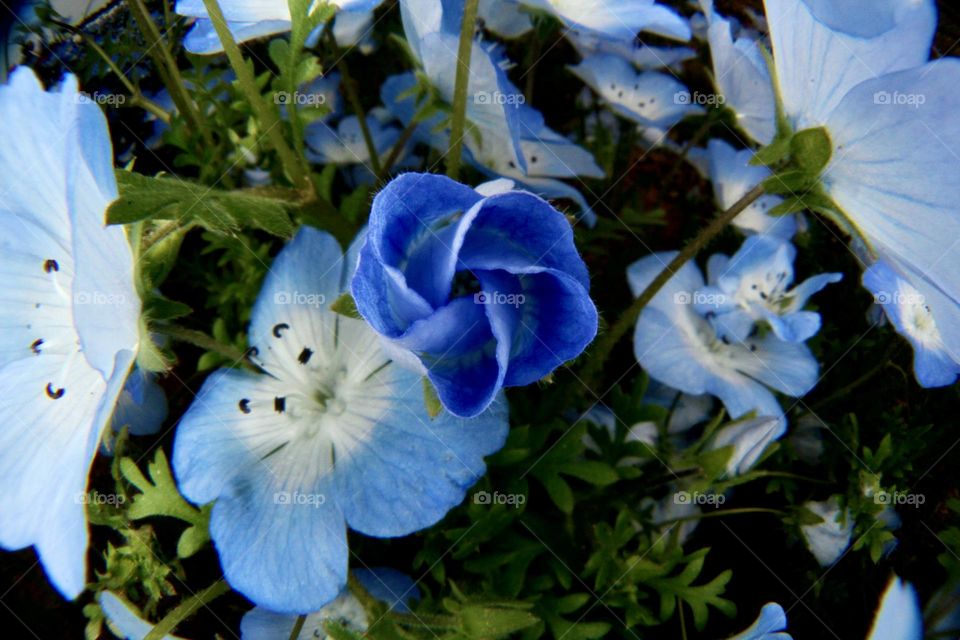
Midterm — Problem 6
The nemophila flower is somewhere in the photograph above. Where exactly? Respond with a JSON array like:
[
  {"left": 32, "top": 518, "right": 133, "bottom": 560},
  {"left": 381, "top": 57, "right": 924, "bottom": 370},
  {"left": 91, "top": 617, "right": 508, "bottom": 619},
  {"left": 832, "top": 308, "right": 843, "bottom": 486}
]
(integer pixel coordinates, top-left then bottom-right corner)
[
  {"left": 109, "top": 369, "right": 168, "bottom": 438},
  {"left": 305, "top": 110, "right": 401, "bottom": 167},
  {"left": 698, "top": 0, "right": 775, "bottom": 145},
  {"left": 242, "top": 568, "right": 419, "bottom": 639},
  {"left": 704, "top": 139, "right": 797, "bottom": 239},
  {"left": 569, "top": 31, "right": 696, "bottom": 72},
  {"left": 518, "top": 0, "right": 690, "bottom": 42},
  {"left": 726, "top": 603, "right": 790, "bottom": 640},
  {"left": 478, "top": 0, "right": 533, "bottom": 39},
  {"left": 0, "top": 68, "right": 142, "bottom": 599},
  {"left": 570, "top": 55, "right": 703, "bottom": 130},
  {"left": 351, "top": 173, "right": 597, "bottom": 418},
  {"left": 696, "top": 235, "right": 842, "bottom": 343},
  {"left": 760, "top": 0, "right": 960, "bottom": 335},
  {"left": 711, "top": 416, "right": 782, "bottom": 476},
  {"left": 173, "top": 227, "right": 508, "bottom": 613},
  {"left": 799, "top": 496, "right": 852, "bottom": 567},
  {"left": 867, "top": 577, "right": 922, "bottom": 640},
  {"left": 628, "top": 252, "right": 818, "bottom": 431},
  {"left": 99, "top": 592, "right": 184, "bottom": 640},
  {"left": 862, "top": 259, "right": 960, "bottom": 388},
  {"left": 176, "top": 0, "right": 384, "bottom": 54}
]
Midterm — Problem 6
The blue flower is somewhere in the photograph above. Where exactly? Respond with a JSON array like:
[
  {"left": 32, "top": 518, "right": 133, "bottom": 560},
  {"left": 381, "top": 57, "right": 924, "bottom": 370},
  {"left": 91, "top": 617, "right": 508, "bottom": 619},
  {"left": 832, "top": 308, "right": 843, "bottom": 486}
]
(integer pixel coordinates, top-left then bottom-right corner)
[
  {"left": 352, "top": 173, "right": 598, "bottom": 418},
  {"left": 862, "top": 259, "right": 960, "bottom": 388},
  {"left": 305, "top": 110, "right": 401, "bottom": 167},
  {"left": 0, "top": 68, "right": 142, "bottom": 599},
  {"left": 628, "top": 252, "right": 818, "bottom": 431},
  {"left": 798, "top": 497, "right": 852, "bottom": 566},
  {"left": 568, "top": 30, "right": 696, "bottom": 72},
  {"left": 478, "top": 0, "right": 534, "bottom": 39},
  {"left": 173, "top": 226, "right": 508, "bottom": 613},
  {"left": 698, "top": 0, "right": 776, "bottom": 145},
  {"left": 110, "top": 368, "right": 168, "bottom": 438},
  {"left": 712, "top": 416, "right": 784, "bottom": 477},
  {"left": 704, "top": 139, "right": 797, "bottom": 239},
  {"left": 569, "top": 54, "right": 703, "bottom": 129},
  {"left": 726, "top": 602, "right": 790, "bottom": 640},
  {"left": 518, "top": 0, "right": 690, "bottom": 42},
  {"left": 177, "top": 0, "right": 384, "bottom": 54},
  {"left": 762, "top": 0, "right": 960, "bottom": 340},
  {"left": 241, "top": 568, "right": 419, "bottom": 639},
  {"left": 695, "top": 235, "right": 842, "bottom": 343},
  {"left": 867, "top": 577, "right": 923, "bottom": 640}
]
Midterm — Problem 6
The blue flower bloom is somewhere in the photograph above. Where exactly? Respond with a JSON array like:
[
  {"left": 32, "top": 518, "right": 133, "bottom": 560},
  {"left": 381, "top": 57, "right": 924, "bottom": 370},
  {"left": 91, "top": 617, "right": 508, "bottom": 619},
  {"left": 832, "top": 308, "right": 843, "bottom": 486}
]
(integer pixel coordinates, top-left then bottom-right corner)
[
  {"left": 628, "top": 252, "right": 818, "bottom": 431},
  {"left": 0, "top": 68, "right": 142, "bottom": 599},
  {"left": 695, "top": 235, "right": 842, "bottom": 343},
  {"left": 570, "top": 54, "right": 703, "bottom": 129},
  {"left": 305, "top": 110, "right": 401, "bottom": 167},
  {"left": 762, "top": 0, "right": 960, "bottom": 342},
  {"left": 352, "top": 173, "right": 598, "bottom": 418},
  {"left": 569, "top": 30, "right": 696, "bottom": 72},
  {"left": 699, "top": 0, "right": 775, "bottom": 145},
  {"left": 867, "top": 577, "right": 923, "bottom": 640},
  {"left": 712, "top": 416, "right": 784, "bottom": 477},
  {"left": 518, "top": 0, "right": 690, "bottom": 42},
  {"left": 727, "top": 602, "right": 791, "bottom": 640},
  {"left": 799, "top": 497, "right": 852, "bottom": 567},
  {"left": 110, "top": 368, "right": 168, "bottom": 438},
  {"left": 177, "top": 0, "right": 384, "bottom": 54},
  {"left": 478, "top": 0, "right": 533, "bottom": 39},
  {"left": 704, "top": 139, "right": 797, "bottom": 239},
  {"left": 173, "top": 226, "right": 508, "bottom": 613},
  {"left": 862, "top": 259, "right": 960, "bottom": 388},
  {"left": 241, "top": 568, "right": 419, "bottom": 639}
]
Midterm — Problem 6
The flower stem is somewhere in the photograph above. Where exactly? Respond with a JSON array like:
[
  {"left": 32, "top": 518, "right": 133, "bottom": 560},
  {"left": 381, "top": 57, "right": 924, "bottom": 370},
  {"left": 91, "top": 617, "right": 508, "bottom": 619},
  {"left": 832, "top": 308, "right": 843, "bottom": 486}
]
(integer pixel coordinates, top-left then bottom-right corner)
[
  {"left": 288, "top": 615, "right": 306, "bottom": 640},
  {"left": 143, "top": 579, "right": 231, "bottom": 640},
  {"left": 336, "top": 52, "right": 382, "bottom": 177},
  {"left": 445, "top": 0, "right": 480, "bottom": 181},
  {"left": 156, "top": 325, "right": 256, "bottom": 370},
  {"left": 126, "top": 0, "right": 210, "bottom": 145},
  {"left": 201, "top": 0, "right": 314, "bottom": 195},
  {"left": 579, "top": 184, "right": 766, "bottom": 388}
]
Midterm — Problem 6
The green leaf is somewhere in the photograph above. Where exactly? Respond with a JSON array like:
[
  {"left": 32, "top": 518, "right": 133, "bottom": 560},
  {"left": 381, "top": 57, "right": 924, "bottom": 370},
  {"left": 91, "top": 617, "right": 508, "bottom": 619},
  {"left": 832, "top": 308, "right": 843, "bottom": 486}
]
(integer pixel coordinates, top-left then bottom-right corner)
[
  {"left": 423, "top": 378, "right": 443, "bottom": 419},
  {"left": 541, "top": 474, "right": 574, "bottom": 514},
  {"left": 791, "top": 126, "right": 832, "bottom": 175},
  {"left": 176, "top": 505, "right": 211, "bottom": 558},
  {"left": 459, "top": 605, "right": 539, "bottom": 639},
  {"left": 109, "top": 171, "right": 296, "bottom": 237},
  {"left": 330, "top": 293, "right": 362, "bottom": 319},
  {"left": 121, "top": 449, "right": 205, "bottom": 526},
  {"left": 143, "top": 295, "right": 192, "bottom": 322},
  {"left": 560, "top": 461, "right": 619, "bottom": 487},
  {"left": 750, "top": 135, "right": 791, "bottom": 167}
]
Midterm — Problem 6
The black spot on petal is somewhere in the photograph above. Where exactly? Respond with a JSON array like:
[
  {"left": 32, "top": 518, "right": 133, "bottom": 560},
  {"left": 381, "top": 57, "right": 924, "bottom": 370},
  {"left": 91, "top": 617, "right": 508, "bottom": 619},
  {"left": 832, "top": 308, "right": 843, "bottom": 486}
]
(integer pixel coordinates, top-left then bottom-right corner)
[
  {"left": 43, "top": 259, "right": 59, "bottom": 273},
  {"left": 298, "top": 348, "right": 313, "bottom": 365},
  {"left": 273, "top": 323, "right": 290, "bottom": 338},
  {"left": 31, "top": 339, "right": 43, "bottom": 355},
  {"left": 239, "top": 399, "right": 251, "bottom": 414},
  {"left": 45, "top": 383, "right": 64, "bottom": 399},
  {"left": 274, "top": 396, "right": 286, "bottom": 413}
]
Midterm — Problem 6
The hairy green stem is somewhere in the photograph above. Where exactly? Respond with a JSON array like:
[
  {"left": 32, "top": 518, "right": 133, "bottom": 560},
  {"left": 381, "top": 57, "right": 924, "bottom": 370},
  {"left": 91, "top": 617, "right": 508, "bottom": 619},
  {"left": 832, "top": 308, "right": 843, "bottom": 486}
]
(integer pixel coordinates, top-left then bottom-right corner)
[
  {"left": 377, "top": 118, "right": 421, "bottom": 183},
  {"left": 337, "top": 53, "right": 383, "bottom": 177},
  {"left": 156, "top": 325, "right": 256, "bottom": 369},
  {"left": 201, "top": 0, "right": 314, "bottom": 194},
  {"left": 445, "top": 0, "right": 480, "bottom": 181},
  {"left": 580, "top": 184, "right": 766, "bottom": 388},
  {"left": 144, "top": 579, "right": 230, "bottom": 640}
]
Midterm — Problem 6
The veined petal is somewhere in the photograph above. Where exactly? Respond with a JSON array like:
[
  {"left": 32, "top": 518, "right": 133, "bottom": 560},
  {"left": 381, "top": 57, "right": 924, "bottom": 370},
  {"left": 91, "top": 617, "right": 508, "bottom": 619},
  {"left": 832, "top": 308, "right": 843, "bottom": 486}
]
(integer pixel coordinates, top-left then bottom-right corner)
[
  {"left": 866, "top": 577, "right": 923, "bottom": 640},
  {"left": 182, "top": 18, "right": 293, "bottom": 54}
]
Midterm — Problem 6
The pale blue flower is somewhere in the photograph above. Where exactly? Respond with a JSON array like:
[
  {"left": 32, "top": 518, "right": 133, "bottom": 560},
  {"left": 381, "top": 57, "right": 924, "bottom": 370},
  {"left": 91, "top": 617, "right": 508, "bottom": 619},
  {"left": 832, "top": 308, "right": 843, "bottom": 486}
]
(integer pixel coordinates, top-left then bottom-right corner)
[
  {"left": 628, "top": 252, "right": 819, "bottom": 432},
  {"left": 699, "top": 0, "right": 775, "bottom": 145},
  {"left": 241, "top": 568, "right": 419, "bottom": 639},
  {"left": 173, "top": 227, "right": 508, "bottom": 613},
  {"left": 99, "top": 592, "right": 184, "bottom": 640},
  {"left": 726, "top": 603, "right": 791, "bottom": 640},
  {"left": 862, "top": 259, "right": 960, "bottom": 388},
  {"left": 0, "top": 68, "right": 142, "bottom": 599},
  {"left": 696, "top": 235, "right": 842, "bottom": 343},
  {"left": 110, "top": 368, "right": 168, "bottom": 438},
  {"left": 867, "top": 577, "right": 922, "bottom": 640},
  {"left": 305, "top": 110, "right": 401, "bottom": 166},
  {"left": 518, "top": 0, "right": 690, "bottom": 42},
  {"left": 568, "top": 29, "right": 696, "bottom": 71},
  {"left": 799, "top": 496, "right": 852, "bottom": 567},
  {"left": 479, "top": 0, "right": 533, "bottom": 39},
  {"left": 763, "top": 0, "right": 960, "bottom": 343},
  {"left": 712, "top": 416, "right": 783, "bottom": 476},
  {"left": 704, "top": 139, "right": 797, "bottom": 239},
  {"left": 570, "top": 54, "right": 703, "bottom": 129},
  {"left": 177, "top": 0, "right": 384, "bottom": 54}
]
